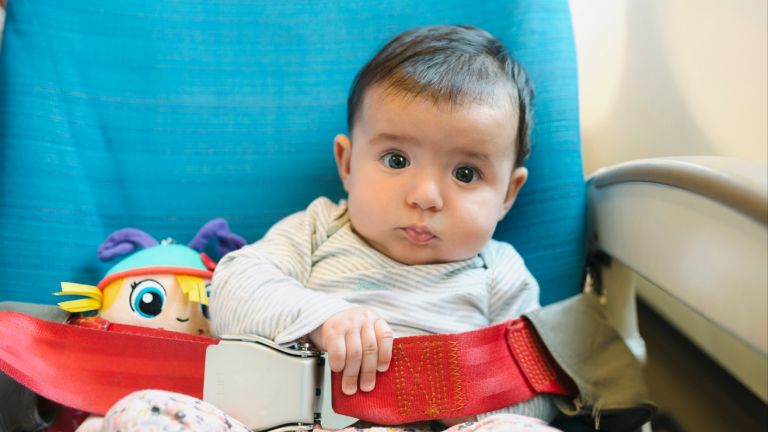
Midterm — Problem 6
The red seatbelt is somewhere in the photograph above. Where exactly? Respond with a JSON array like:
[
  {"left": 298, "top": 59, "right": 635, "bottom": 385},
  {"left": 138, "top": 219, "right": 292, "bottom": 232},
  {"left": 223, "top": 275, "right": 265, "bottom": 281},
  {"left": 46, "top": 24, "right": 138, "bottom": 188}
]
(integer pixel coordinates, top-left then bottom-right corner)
[
  {"left": 331, "top": 318, "right": 575, "bottom": 424},
  {"left": 0, "top": 311, "right": 576, "bottom": 424},
  {"left": 0, "top": 311, "right": 218, "bottom": 415}
]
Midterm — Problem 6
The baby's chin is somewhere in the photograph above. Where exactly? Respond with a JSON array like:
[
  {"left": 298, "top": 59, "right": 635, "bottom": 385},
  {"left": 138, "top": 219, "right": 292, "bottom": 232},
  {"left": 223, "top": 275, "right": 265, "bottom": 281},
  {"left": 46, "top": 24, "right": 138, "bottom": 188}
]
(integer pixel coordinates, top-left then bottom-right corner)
[
  {"left": 353, "top": 226, "right": 478, "bottom": 265},
  {"left": 381, "top": 245, "right": 477, "bottom": 266}
]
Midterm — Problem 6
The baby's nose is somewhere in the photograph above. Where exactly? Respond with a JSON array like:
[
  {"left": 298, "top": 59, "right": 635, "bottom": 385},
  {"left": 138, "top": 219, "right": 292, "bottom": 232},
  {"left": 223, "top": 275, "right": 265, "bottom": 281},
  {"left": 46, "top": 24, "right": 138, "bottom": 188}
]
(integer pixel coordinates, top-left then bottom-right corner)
[{"left": 405, "top": 173, "right": 444, "bottom": 211}]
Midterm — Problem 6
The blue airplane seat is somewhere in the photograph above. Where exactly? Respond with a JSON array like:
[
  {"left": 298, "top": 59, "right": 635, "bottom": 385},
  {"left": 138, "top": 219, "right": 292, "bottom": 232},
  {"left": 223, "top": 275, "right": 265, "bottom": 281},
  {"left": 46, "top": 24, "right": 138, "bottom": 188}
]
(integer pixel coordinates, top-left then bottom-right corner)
[{"left": 0, "top": 0, "right": 584, "bottom": 307}]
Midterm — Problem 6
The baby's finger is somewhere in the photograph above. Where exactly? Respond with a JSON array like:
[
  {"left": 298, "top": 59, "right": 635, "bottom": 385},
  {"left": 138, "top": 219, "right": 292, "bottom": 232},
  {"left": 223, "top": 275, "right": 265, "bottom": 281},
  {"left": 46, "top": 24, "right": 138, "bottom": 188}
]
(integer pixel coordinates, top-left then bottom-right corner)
[
  {"left": 359, "top": 321, "right": 379, "bottom": 392},
  {"left": 375, "top": 319, "right": 394, "bottom": 372},
  {"left": 342, "top": 330, "right": 363, "bottom": 395},
  {"left": 326, "top": 332, "right": 347, "bottom": 373}
]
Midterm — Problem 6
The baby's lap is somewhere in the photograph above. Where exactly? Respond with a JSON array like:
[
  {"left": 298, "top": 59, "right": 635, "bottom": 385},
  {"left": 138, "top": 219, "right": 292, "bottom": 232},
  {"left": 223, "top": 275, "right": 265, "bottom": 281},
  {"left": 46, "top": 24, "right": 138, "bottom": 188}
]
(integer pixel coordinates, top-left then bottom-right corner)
[
  {"left": 325, "top": 415, "right": 560, "bottom": 432},
  {"left": 101, "top": 390, "right": 249, "bottom": 432},
  {"left": 103, "top": 390, "right": 560, "bottom": 432}
]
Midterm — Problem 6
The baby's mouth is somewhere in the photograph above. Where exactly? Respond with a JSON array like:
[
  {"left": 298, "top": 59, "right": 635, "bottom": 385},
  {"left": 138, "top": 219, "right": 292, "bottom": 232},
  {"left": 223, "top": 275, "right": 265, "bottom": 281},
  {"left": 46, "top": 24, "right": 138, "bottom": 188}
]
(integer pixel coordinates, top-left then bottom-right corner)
[
  {"left": 176, "top": 317, "right": 190, "bottom": 322},
  {"left": 402, "top": 225, "right": 436, "bottom": 244}
]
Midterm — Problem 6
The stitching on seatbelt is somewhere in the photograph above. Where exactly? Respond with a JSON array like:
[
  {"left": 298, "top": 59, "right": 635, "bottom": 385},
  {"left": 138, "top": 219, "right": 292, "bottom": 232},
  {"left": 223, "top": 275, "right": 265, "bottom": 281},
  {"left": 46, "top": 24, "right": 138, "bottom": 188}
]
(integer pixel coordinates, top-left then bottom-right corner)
[
  {"left": 424, "top": 341, "right": 438, "bottom": 417},
  {"left": 448, "top": 341, "right": 465, "bottom": 411},
  {"left": 436, "top": 341, "right": 447, "bottom": 413},
  {"left": 394, "top": 344, "right": 411, "bottom": 415},
  {"left": 507, "top": 321, "right": 558, "bottom": 390},
  {"left": 394, "top": 340, "right": 466, "bottom": 418}
]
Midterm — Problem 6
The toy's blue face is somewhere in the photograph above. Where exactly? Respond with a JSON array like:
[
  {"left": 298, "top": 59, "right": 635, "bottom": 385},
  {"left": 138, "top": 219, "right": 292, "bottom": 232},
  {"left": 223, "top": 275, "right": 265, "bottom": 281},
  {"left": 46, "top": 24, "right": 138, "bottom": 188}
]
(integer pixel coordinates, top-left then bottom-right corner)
[{"left": 99, "top": 273, "right": 211, "bottom": 336}]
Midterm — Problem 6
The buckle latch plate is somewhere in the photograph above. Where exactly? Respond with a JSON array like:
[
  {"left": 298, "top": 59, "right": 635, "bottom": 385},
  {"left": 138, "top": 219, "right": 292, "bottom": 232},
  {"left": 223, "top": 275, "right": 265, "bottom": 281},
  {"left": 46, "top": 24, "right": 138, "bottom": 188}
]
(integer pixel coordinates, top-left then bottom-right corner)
[{"left": 203, "top": 335, "right": 357, "bottom": 431}]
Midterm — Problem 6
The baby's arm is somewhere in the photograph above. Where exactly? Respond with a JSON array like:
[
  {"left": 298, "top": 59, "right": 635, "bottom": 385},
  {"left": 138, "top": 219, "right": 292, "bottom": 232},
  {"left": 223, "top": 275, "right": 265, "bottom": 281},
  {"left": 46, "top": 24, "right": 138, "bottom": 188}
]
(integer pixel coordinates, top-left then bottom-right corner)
[
  {"left": 210, "top": 198, "right": 392, "bottom": 393},
  {"left": 210, "top": 243, "right": 353, "bottom": 343},
  {"left": 210, "top": 199, "right": 356, "bottom": 342}
]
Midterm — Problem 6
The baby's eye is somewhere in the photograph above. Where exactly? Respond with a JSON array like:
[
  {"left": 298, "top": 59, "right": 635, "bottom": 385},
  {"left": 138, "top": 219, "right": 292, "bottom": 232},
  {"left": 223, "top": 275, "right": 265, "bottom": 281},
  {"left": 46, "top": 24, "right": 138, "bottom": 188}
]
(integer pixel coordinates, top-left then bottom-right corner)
[
  {"left": 129, "top": 282, "right": 166, "bottom": 318},
  {"left": 453, "top": 166, "right": 479, "bottom": 183},
  {"left": 382, "top": 152, "right": 410, "bottom": 170}
]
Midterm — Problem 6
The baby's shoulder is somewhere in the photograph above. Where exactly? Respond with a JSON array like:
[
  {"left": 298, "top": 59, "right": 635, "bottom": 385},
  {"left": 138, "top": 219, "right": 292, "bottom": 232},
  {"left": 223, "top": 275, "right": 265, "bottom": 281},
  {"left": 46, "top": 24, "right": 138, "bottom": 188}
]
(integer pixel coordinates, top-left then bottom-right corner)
[
  {"left": 479, "top": 240, "right": 537, "bottom": 294},
  {"left": 267, "top": 197, "right": 347, "bottom": 237},
  {"left": 304, "top": 196, "right": 351, "bottom": 243},
  {"left": 305, "top": 196, "right": 348, "bottom": 220},
  {"left": 478, "top": 239, "right": 524, "bottom": 268}
]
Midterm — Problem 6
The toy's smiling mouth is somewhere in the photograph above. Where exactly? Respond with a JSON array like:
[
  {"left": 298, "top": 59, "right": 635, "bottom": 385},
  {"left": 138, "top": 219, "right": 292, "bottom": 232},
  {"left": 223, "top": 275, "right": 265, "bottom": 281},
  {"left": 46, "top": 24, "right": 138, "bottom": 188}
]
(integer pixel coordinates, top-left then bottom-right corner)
[{"left": 176, "top": 317, "right": 190, "bottom": 322}]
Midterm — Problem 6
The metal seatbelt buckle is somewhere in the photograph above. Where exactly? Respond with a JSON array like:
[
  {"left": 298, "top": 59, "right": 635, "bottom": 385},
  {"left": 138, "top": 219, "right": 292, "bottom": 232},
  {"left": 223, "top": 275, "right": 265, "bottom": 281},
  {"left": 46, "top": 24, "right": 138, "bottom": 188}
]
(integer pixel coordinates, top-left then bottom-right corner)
[{"left": 204, "top": 335, "right": 358, "bottom": 431}]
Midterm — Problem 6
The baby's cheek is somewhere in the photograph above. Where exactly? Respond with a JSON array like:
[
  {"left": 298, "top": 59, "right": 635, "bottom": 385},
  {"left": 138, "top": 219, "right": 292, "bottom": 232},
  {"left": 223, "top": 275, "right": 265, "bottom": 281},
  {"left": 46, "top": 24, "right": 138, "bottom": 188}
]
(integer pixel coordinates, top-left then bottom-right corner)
[{"left": 455, "top": 210, "right": 496, "bottom": 251}]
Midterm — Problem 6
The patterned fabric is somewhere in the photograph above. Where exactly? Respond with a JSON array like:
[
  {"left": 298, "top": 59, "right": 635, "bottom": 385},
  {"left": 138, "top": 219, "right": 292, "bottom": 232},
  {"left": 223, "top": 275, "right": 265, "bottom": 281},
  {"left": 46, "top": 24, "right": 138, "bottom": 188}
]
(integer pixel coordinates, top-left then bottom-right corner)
[
  {"left": 0, "top": 1, "right": 584, "bottom": 307},
  {"left": 99, "top": 391, "right": 248, "bottom": 432},
  {"left": 92, "top": 390, "right": 562, "bottom": 432}
]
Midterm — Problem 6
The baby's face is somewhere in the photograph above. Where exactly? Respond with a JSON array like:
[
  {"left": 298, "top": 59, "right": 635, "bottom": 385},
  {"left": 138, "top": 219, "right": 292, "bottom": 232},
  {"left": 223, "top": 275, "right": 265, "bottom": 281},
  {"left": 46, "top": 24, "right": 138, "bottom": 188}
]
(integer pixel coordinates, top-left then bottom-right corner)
[{"left": 335, "top": 85, "right": 527, "bottom": 265}]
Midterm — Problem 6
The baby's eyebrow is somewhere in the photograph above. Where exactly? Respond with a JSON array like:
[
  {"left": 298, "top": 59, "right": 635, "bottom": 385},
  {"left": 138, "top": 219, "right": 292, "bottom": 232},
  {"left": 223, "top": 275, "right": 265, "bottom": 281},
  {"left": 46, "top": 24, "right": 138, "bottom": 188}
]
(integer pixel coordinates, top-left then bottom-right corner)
[
  {"left": 370, "top": 133, "right": 419, "bottom": 146},
  {"left": 370, "top": 133, "right": 496, "bottom": 163},
  {"left": 450, "top": 147, "right": 493, "bottom": 163}
]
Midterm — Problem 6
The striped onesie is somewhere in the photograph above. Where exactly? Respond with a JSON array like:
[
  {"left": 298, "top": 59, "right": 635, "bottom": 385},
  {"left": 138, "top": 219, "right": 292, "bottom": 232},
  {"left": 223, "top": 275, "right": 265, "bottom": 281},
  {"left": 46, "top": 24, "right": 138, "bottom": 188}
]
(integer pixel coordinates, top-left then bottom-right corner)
[{"left": 209, "top": 197, "right": 558, "bottom": 422}]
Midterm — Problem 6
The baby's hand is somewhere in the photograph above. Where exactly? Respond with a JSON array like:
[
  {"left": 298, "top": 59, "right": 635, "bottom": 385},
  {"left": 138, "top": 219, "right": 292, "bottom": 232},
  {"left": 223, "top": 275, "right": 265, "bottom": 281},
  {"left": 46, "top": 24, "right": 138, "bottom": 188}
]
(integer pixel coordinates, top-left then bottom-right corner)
[{"left": 309, "top": 307, "right": 393, "bottom": 395}]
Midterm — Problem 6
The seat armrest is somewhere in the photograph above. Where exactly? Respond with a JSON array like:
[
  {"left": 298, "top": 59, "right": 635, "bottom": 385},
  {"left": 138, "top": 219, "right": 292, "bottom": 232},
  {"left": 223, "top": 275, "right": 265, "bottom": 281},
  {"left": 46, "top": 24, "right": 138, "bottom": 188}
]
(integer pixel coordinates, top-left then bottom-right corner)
[
  {"left": 590, "top": 156, "right": 767, "bottom": 224},
  {"left": 587, "top": 156, "right": 767, "bottom": 402}
]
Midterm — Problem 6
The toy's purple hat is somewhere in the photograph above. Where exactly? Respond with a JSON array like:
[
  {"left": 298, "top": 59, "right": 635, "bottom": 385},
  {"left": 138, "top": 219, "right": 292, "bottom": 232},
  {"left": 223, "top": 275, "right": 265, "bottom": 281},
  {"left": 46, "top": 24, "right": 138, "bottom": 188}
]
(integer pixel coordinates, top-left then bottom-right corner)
[{"left": 96, "top": 218, "right": 246, "bottom": 290}]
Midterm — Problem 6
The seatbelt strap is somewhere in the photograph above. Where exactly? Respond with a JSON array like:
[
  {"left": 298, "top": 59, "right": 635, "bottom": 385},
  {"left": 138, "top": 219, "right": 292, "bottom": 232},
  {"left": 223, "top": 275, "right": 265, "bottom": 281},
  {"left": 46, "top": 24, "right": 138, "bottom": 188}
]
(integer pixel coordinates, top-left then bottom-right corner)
[
  {"left": 331, "top": 318, "right": 575, "bottom": 424},
  {"left": 0, "top": 311, "right": 576, "bottom": 424},
  {"left": 0, "top": 311, "right": 217, "bottom": 415}
]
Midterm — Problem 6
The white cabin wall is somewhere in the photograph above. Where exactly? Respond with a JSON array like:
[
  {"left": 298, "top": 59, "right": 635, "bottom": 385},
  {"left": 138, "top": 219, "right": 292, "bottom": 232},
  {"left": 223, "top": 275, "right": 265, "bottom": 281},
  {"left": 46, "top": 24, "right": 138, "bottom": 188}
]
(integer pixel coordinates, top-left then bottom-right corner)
[{"left": 571, "top": 0, "right": 767, "bottom": 176}]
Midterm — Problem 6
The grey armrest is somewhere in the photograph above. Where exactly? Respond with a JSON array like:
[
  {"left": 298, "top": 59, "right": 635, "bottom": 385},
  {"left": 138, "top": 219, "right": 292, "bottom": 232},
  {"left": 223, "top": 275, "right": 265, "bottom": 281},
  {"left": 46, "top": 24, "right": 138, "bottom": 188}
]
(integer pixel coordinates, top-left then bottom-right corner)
[
  {"left": 587, "top": 156, "right": 767, "bottom": 402},
  {"left": 591, "top": 156, "right": 767, "bottom": 224}
]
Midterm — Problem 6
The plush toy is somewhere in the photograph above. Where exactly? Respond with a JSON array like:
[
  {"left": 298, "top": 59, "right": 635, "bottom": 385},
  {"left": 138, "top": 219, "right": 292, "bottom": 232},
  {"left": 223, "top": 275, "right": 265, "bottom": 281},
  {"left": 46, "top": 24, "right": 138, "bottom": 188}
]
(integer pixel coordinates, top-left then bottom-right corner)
[
  {"left": 40, "top": 218, "right": 247, "bottom": 432},
  {"left": 55, "top": 218, "right": 246, "bottom": 336}
]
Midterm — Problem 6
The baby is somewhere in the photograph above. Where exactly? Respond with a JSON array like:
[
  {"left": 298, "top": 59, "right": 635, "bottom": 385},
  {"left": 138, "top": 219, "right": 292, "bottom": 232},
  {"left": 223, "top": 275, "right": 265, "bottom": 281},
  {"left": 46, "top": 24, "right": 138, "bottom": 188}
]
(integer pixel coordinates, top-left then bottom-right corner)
[
  {"left": 210, "top": 24, "right": 556, "bottom": 426},
  {"left": 91, "top": 25, "right": 562, "bottom": 432}
]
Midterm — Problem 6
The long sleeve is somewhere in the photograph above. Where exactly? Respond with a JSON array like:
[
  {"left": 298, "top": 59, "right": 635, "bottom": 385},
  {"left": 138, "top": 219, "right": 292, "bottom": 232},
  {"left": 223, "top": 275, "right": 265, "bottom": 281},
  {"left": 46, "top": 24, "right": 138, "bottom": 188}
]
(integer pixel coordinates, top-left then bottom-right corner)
[
  {"left": 209, "top": 198, "right": 357, "bottom": 344},
  {"left": 484, "top": 240, "right": 541, "bottom": 325},
  {"left": 477, "top": 241, "right": 559, "bottom": 422}
]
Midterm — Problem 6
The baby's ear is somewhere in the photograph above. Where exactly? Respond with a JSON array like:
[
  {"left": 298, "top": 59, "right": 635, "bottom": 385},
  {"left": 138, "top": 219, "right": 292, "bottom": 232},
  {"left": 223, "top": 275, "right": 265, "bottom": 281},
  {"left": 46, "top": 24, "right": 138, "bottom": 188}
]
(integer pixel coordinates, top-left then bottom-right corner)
[
  {"left": 334, "top": 134, "right": 353, "bottom": 192},
  {"left": 499, "top": 167, "right": 528, "bottom": 220}
]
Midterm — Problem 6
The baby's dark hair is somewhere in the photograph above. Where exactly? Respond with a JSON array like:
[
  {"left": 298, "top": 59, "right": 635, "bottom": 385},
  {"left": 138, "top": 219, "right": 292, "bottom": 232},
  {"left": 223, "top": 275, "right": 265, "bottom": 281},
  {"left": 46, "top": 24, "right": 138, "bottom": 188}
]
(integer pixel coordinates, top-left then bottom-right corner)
[{"left": 347, "top": 25, "right": 534, "bottom": 167}]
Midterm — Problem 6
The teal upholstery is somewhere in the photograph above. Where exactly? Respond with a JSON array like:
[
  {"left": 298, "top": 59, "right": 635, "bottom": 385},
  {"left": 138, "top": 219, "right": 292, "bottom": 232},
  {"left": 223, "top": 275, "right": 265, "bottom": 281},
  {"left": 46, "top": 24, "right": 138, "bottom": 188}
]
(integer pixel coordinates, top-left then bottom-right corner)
[{"left": 0, "top": 1, "right": 585, "bottom": 306}]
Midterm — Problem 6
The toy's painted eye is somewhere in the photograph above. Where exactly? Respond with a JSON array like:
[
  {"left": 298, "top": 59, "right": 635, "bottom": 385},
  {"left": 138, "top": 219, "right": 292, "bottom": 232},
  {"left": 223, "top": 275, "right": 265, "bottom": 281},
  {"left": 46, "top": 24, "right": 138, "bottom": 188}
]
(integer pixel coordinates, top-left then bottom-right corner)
[
  {"left": 200, "top": 283, "right": 211, "bottom": 320},
  {"left": 129, "top": 280, "right": 166, "bottom": 318}
]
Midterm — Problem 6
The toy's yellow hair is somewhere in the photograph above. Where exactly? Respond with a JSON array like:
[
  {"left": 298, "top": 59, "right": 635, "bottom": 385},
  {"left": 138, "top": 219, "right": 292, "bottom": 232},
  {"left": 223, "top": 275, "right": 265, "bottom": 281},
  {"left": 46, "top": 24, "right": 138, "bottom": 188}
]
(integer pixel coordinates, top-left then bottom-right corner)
[
  {"left": 101, "top": 279, "right": 122, "bottom": 311},
  {"left": 176, "top": 275, "right": 209, "bottom": 305},
  {"left": 55, "top": 282, "right": 103, "bottom": 313},
  {"left": 55, "top": 275, "right": 208, "bottom": 314}
]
